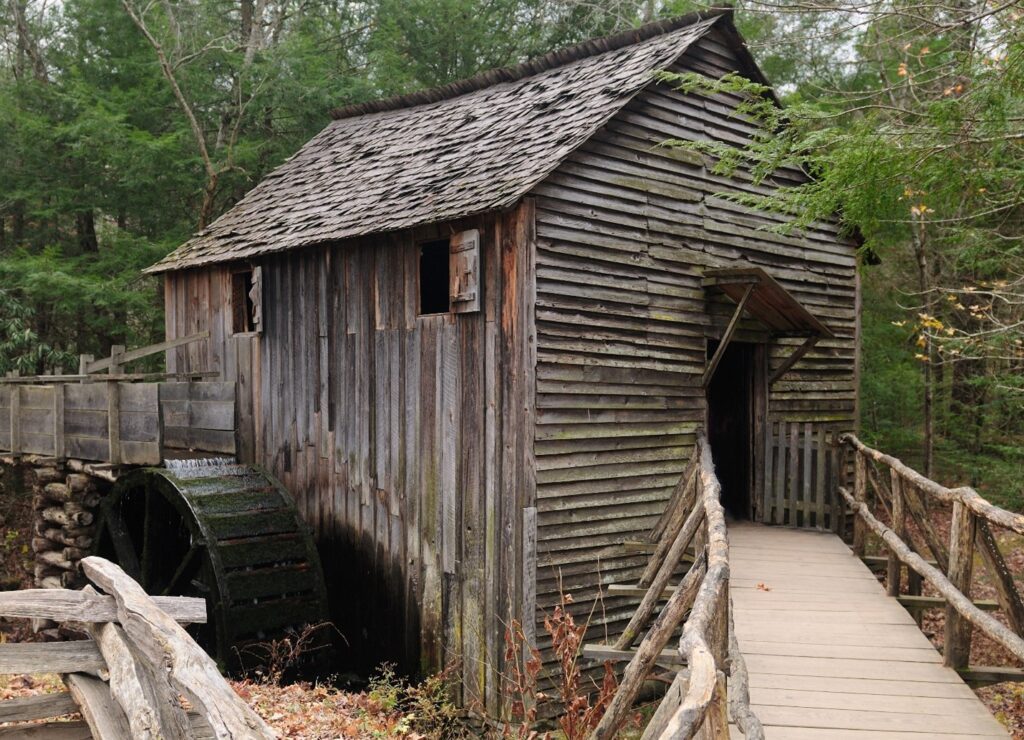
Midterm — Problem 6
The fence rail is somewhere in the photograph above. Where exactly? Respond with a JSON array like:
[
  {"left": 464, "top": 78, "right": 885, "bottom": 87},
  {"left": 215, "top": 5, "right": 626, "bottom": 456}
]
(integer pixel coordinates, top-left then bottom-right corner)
[
  {"left": 0, "top": 556, "right": 273, "bottom": 739},
  {"left": 840, "top": 433, "right": 1024, "bottom": 680},
  {"left": 586, "top": 434, "right": 763, "bottom": 740}
]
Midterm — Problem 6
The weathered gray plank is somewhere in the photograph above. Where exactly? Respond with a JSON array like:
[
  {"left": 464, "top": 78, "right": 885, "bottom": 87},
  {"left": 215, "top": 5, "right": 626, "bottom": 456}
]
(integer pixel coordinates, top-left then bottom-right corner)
[
  {"left": 0, "top": 692, "right": 78, "bottom": 723},
  {"left": 0, "top": 642, "right": 105, "bottom": 676},
  {"left": 64, "top": 673, "right": 133, "bottom": 740},
  {"left": 0, "top": 589, "right": 206, "bottom": 624}
]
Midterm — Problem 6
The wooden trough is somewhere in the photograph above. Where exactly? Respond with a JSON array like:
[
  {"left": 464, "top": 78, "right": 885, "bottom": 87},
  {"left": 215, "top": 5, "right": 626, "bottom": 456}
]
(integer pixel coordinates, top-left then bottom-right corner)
[{"left": 0, "top": 380, "right": 237, "bottom": 466}]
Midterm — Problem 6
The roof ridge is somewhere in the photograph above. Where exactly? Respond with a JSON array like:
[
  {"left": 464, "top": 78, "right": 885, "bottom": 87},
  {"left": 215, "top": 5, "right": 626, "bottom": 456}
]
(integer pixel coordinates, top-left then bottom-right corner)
[{"left": 329, "top": 6, "right": 733, "bottom": 121}]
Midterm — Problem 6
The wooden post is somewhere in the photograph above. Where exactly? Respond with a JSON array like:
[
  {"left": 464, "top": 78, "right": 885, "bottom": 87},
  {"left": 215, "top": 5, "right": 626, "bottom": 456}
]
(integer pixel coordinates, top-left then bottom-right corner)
[
  {"left": 107, "top": 382, "right": 121, "bottom": 465},
  {"left": 53, "top": 384, "right": 65, "bottom": 459},
  {"left": 704, "top": 671, "right": 730, "bottom": 740},
  {"left": 78, "top": 354, "right": 94, "bottom": 375},
  {"left": 9, "top": 384, "right": 20, "bottom": 456},
  {"left": 887, "top": 470, "right": 904, "bottom": 597},
  {"left": 852, "top": 452, "right": 867, "bottom": 556},
  {"left": 108, "top": 345, "right": 126, "bottom": 376},
  {"left": 945, "top": 500, "right": 976, "bottom": 668}
]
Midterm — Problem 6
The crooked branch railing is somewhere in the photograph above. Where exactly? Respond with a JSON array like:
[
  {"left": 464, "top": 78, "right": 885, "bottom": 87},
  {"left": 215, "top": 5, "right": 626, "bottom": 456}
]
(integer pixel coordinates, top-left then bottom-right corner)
[
  {"left": 840, "top": 434, "right": 1024, "bottom": 680},
  {"left": 587, "top": 434, "right": 762, "bottom": 740},
  {"left": 0, "top": 556, "right": 273, "bottom": 738}
]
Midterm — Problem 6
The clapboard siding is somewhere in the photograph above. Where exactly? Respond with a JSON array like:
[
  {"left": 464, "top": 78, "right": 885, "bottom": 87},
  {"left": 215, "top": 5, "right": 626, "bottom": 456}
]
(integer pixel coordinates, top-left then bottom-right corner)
[
  {"left": 528, "top": 27, "right": 858, "bottom": 676},
  {"left": 163, "top": 204, "right": 534, "bottom": 715}
]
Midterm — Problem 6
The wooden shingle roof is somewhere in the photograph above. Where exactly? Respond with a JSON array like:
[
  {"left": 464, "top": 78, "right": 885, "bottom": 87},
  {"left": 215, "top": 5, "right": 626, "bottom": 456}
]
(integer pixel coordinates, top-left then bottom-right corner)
[{"left": 148, "top": 10, "right": 735, "bottom": 274}]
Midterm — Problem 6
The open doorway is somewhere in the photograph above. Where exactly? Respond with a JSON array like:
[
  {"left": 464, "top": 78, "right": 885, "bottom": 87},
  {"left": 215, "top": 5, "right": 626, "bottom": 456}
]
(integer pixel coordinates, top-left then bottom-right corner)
[{"left": 706, "top": 341, "right": 757, "bottom": 520}]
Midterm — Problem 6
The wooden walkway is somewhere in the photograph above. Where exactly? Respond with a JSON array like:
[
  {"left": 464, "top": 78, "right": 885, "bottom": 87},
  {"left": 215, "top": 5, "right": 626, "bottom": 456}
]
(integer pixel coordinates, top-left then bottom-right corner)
[{"left": 729, "top": 522, "right": 1009, "bottom": 739}]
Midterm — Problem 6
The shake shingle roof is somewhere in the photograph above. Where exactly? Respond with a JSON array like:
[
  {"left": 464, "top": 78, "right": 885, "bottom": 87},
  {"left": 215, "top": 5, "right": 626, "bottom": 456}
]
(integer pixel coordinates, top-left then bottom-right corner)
[{"left": 148, "top": 10, "right": 735, "bottom": 273}]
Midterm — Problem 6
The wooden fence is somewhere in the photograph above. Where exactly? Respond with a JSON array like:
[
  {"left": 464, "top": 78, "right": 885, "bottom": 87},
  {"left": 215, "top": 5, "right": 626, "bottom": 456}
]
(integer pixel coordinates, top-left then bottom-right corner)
[
  {"left": 840, "top": 434, "right": 1024, "bottom": 682},
  {"left": 585, "top": 435, "right": 763, "bottom": 740},
  {"left": 0, "top": 381, "right": 236, "bottom": 465},
  {"left": 763, "top": 420, "right": 844, "bottom": 531},
  {"left": 0, "top": 556, "right": 273, "bottom": 739}
]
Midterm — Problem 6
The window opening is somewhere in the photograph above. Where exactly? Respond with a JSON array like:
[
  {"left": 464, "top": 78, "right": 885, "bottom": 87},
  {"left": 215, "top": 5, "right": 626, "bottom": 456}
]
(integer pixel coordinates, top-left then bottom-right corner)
[
  {"left": 419, "top": 239, "right": 451, "bottom": 315},
  {"left": 232, "top": 269, "right": 257, "bottom": 333}
]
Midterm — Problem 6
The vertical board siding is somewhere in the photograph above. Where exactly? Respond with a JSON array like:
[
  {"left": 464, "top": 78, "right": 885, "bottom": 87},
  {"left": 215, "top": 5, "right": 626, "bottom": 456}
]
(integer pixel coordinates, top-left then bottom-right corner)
[
  {"left": 162, "top": 207, "right": 533, "bottom": 716},
  {"left": 529, "top": 28, "right": 857, "bottom": 682}
]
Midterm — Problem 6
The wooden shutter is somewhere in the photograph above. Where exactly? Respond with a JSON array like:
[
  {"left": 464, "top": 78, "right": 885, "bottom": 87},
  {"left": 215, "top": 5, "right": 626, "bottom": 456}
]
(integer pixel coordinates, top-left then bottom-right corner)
[
  {"left": 249, "top": 266, "right": 263, "bottom": 333},
  {"left": 449, "top": 229, "right": 481, "bottom": 313}
]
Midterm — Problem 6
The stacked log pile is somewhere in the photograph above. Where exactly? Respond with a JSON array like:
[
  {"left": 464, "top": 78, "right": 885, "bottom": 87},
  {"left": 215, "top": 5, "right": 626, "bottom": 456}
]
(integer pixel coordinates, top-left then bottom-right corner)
[{"left": 29, "top": 466, "right": 107, "bottom": 592}]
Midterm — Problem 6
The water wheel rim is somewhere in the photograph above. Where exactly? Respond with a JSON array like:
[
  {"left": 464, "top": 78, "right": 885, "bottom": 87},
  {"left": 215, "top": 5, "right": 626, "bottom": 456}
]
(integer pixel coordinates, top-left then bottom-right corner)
[{"left": 96, "top": 467, "right": 227, "bottom": 665}]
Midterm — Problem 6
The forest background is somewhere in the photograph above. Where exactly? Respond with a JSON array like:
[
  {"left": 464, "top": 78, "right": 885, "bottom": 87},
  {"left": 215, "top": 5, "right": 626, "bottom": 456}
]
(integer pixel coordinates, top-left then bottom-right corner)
[{"left": 1, "top": 0, "right": 1021, "bottom": 506}]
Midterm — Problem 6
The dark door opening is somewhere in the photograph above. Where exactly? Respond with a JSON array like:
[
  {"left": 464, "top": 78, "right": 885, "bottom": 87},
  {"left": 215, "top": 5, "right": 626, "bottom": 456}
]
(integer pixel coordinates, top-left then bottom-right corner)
[{"left": 706, "top": 341, "right": 756, "bottom": 520}]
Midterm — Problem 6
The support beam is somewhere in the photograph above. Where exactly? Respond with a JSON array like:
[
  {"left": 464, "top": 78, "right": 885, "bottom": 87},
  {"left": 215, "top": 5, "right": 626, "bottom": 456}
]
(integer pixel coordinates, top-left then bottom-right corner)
[
  {"left": 768, "top": 334, "right": 818, "bottom": 385},
  {"left": 702, "top": 282, "right": 755, "bottom": 388},
  {"left": 84, "top": 331, "right": 209, "bottom": 374}
]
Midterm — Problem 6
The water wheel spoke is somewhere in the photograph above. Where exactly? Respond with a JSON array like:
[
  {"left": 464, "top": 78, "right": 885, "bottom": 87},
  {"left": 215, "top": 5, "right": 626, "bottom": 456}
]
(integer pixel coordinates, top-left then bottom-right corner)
[
  {"left": 140, "top": 487, "right": 153, "bottom": 590},
  {"left": 103, "top": 508, "right": 142, "bottom": 581},
  {"left": 162, "top": 543, "right": 201, "bottom": 596}
]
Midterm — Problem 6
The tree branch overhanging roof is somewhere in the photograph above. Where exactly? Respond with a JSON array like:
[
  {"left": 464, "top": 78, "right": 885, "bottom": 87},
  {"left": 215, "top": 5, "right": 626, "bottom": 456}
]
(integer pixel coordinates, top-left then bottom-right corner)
[{"left": 147, "top": 7, "right": 764, "bottom": 274}]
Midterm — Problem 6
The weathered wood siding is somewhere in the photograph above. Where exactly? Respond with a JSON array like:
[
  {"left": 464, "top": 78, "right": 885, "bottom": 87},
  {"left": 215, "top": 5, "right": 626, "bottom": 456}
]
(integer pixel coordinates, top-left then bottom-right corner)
[
  {"left": 163, "top": 266, "right": 259, "bottom": 461},
  {"left": 528, "top": 27, "right": 858, "bottom": 668},
  {"left": 164, "top": 205, "right": 535, "bottom": 712}
]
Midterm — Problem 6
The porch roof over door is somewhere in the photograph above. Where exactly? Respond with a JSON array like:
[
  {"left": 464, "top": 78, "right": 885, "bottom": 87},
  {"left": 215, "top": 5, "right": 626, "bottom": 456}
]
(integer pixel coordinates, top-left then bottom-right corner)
[{"left": 702, "top": 266, "right": 834, "bottom": 339}]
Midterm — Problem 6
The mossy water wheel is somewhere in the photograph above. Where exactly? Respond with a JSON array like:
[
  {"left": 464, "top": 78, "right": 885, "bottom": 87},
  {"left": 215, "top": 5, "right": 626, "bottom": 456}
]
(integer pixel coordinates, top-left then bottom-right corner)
[{"left": 93, "top": 461, "right": 329, "bottom": 670}]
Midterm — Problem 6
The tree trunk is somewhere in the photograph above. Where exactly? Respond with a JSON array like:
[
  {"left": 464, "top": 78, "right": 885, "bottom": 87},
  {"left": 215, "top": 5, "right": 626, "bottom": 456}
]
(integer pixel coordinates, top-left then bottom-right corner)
[
  {"left": 912, "top": 219, "right": 934, "bottom": 478},
  {"left": 76, "top": 211, "right": 98, "bottom": 253},
  {"left": 12, "top": 202, "right": 25, "bottom": 245}
]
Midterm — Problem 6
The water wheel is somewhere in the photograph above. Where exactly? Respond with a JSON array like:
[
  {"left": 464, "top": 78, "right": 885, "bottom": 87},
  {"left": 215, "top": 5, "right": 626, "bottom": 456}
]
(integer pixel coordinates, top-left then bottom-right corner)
[{"left": 93, "top": 461, "right": 329, "bottom": 670}]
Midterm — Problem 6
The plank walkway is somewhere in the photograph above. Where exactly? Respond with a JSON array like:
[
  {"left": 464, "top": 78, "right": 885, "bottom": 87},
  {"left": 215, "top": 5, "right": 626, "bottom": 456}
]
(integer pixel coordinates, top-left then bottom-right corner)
[{"left": 728, "top": 522, "right": 1009, "bottom": 739}]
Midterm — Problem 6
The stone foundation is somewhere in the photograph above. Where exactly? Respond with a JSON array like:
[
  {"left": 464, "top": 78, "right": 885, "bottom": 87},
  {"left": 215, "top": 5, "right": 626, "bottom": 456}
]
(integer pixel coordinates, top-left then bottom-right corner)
[{"left": 29, "top": 463, "right": 109, "bottom": 591}]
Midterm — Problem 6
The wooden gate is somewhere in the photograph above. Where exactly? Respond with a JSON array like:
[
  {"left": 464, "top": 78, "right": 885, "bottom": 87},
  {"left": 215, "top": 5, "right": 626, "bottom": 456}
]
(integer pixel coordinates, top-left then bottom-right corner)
[{"left": 762, "top": 419, "right": 844, "bottom": 531}]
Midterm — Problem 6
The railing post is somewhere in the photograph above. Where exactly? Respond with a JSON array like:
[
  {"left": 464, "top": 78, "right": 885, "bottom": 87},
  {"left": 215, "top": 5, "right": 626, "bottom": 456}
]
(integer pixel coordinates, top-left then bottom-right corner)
[
  {"left": 704, "top": 670, "right": 730, "bottom": 740},
  {"left": 108, "top": 345, "right": 126, "bottom": 376},
  {"left": 852, "top": 451, "right": 867, "bottom": 557},
  {"left": 887, "top": 470, "right": 904, "bottom": 597},
  {"left": 945, "top": 500, "right": 976, "bottom": 668}
]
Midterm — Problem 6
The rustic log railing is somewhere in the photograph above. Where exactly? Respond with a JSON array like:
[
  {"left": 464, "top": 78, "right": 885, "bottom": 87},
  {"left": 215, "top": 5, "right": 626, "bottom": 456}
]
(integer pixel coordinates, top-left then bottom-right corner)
[
  {"left": 0, "top": 556, "right": 273, "bottom": 739},
  {"left": 585, "top": 434, "right": 763, "bottom": 740},
  {"left": 840, "top": 433, "right": 1024, "bottom": 683}
]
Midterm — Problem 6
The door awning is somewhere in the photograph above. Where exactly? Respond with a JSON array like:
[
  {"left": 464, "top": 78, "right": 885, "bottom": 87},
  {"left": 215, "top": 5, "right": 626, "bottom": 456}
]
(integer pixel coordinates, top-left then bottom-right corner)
[
  {"left": 702, "top": 266, "right": 834, "bottom": 339},
  {"left": 701, "top": 266, "right": 834, "bottom": 387}
]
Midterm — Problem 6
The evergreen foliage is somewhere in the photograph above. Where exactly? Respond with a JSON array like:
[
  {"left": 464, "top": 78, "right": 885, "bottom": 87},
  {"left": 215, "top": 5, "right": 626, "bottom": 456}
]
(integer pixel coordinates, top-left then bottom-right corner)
[{"left": 0, "top": 0, "right": 1020, "bottom": 503}]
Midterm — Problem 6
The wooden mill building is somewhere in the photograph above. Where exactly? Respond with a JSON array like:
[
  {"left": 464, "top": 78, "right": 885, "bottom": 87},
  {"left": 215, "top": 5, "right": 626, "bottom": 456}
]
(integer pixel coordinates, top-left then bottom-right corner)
[{"left": 146, "top": 8, "right": 858, "bottom": 711}]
